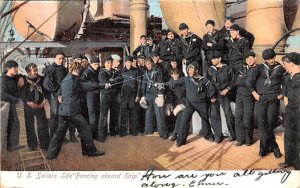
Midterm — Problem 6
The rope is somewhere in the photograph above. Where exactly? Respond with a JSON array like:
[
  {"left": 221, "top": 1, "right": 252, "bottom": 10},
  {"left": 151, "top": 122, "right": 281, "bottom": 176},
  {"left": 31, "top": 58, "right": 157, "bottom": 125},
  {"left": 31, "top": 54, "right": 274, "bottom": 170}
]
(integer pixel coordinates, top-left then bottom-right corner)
[
  {"left": 0, "top": 1, "right": 9, "bottom": 14},
  {"left": 246, "top": 4, "right": 287, "bottom": 37},
  {"left": 272, "top": 27, "right": 300, "bottom": 50},
  {"left": 0, "top": 2, "right": 13, "bottom": 41},
  {"left": 1, "top": 1, "right": 70, "bottom": 63},
  {"left": 0, "top": 1, "right": 29, "bottom": 19},
  {"left": 246, "top": 5, "right": 283, "bottom": 16}
]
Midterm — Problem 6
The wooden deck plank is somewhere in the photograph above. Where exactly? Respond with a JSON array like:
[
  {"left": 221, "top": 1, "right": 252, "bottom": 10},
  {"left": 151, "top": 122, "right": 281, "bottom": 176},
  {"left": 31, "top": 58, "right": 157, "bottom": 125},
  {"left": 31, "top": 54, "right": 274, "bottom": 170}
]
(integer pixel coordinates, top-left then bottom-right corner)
[{"left": 1, "top": 105, "right": 288, "bottom": 171}]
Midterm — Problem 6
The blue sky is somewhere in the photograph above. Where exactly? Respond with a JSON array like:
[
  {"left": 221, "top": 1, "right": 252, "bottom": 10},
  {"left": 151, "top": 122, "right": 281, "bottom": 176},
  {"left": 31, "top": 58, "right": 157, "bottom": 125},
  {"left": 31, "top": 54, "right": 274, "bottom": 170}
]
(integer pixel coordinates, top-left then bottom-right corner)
[{"left": 149, "top": 0, "right": 163, "bottom": 17}]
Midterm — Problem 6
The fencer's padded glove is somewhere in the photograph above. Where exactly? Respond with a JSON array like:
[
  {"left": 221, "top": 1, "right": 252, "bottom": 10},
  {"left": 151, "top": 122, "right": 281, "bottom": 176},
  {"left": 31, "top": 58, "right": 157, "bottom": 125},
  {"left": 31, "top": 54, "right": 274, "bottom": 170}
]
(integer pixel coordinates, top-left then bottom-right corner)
[
  {"left": 139, "top": 96, "right": 148, "bottom": 109},
  {"left": 108, "top": 78, "right": 115, "bottom": 84},
  {"left": 165, "top": 104, "right": 173, "bottom": 116},
  {"left": 157, "top": 83, "right": 165, "bottom": 90},
  {"left": 155, "top": 94, "right": 164, "bottom": 107},
  {"left": 105, "top": 83, "right": 111, "bottom": 89},
  {"left": 154, "top": 83, "right": 165, "bottom": 90},
  {"left": 173, "top": 104, "right": 185, "bottom": 116}
]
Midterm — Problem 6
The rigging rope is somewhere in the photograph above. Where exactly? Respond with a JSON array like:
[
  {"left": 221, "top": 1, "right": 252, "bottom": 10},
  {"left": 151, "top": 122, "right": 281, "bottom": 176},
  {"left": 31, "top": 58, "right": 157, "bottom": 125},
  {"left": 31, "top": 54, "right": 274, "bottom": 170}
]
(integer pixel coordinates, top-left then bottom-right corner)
[{"left": 1, "top": 1, "right": 70, "bottom": 63}]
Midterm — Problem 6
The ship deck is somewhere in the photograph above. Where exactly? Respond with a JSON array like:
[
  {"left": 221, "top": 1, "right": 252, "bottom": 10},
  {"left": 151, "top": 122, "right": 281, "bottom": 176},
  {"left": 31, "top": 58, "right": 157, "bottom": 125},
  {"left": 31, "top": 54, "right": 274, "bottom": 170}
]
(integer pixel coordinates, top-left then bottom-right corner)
[{"left": 1, "top": 105, "right": 289, "bottom": 171}]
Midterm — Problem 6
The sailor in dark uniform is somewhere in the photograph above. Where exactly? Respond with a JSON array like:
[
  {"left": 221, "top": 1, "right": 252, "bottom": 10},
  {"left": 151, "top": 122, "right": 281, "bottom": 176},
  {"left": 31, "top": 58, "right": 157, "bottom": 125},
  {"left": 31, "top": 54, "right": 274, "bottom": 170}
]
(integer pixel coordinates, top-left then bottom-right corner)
[
  {"left": 246, "top": 48, "right": 285, "bottom": 158},
  {"left": 46, "top": 62, "right": 105, "bottom": 160},
  {"left": 207, "top": 51, "right": 236, "bottom": 143},
  {"left": 43, "top": 52, "right": 79, "bottom": 142},
  {"left": 152, "top": 53, "right": 168, "bottom": 82},
  {"left": 98, "top": 56, "right": 123, "bottom": 142},
  {"left": 177, "top": 23, "right": 203, "bottom": 75},
  {"left": 202, "top": 20, "right": 224, "bottom": 72},
  {"left": 137, "top": 54, "right": 147, "bottom": 73},
  {"left": 74, "top": 53, "right": 89, "bottom": 127},
  {"left": 120, "top": 55, "right": 142, "bottom": 136},
  {"left": 137, "top": 54, "right": 147, "bottom": 134},
  {"left": 0, "top": 60, "right": 25, "bottom": 151},
  {"left": 279, "top": 52, "right": 300, "bottom": 169},
  {"left": 219, "top": 16, "right": 255, "bottom": 64},
  {"left": 165, "top": 68, "right": 186, "bottom": 141},
  {"left": 81, "top": 56, "right": 101, "bottom": 139},
  {"left": 154, "top": 29, "right": 182, "bottom": 73},
  {"left": 132, "top": 55, "right": 138, "bottom": 68},
  {"left": 81, "top": 56, "right": 89, "bottom": 70},
  {"left": 168, "top": 57, "right": 185, "bottom": 78},
  {"left": 226, "top": 24, "right": 250, "bottom": 102},
  {"left": 164, "top": 63, "right": 215, "bottom": 146},
  {"left": 110, "top": 54, "right": 123, "bottom": 136},
  {"left": 20, "top": 63, "right": 50, "bottom": 151},
  {"left": 227, "top": 24, "right": 250, "bottom": 77},
  {"left": 132, "top": 35, "right": 152, "bottom": 59},
  {"left": 43, "top": 52, "right": 69, "bottom": 139},
  {"left": 234, "top": 51, "right": 257, "bottom": 146},
  {"left": 141, "top": 58, "right": 168, "bottom": 139},
  {"left": 146, "top": 36, "right": 156, "bottom": 55}
]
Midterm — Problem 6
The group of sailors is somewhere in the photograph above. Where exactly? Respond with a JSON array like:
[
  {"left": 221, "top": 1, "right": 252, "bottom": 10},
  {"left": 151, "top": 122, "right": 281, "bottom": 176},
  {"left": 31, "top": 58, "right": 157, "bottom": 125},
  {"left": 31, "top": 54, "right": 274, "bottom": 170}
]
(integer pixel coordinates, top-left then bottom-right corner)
[{"left": 1, "top": 16, "right": 299, "bottom": 170}]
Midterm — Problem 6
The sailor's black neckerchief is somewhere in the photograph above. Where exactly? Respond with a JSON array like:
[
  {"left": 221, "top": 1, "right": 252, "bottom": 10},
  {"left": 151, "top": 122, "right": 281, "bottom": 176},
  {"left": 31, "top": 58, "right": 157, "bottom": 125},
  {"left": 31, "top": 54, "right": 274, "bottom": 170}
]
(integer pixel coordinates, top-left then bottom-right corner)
[
  {"left": 26, "top": 76, "right": 43, "bottom": 104},
  {"left": 262, "top": 63, "right": 282, "bottom": 86}
]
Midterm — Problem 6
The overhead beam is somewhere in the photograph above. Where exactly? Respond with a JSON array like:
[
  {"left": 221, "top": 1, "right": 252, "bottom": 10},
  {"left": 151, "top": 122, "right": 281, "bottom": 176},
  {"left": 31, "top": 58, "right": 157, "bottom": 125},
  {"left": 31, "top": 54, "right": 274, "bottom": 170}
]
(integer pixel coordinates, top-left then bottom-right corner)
[
  {"left": 0, "top": 1, "right": 29, "bottom": 19},
  {"left": 0, "top": 41, "right": 130, "bottom": 49}
]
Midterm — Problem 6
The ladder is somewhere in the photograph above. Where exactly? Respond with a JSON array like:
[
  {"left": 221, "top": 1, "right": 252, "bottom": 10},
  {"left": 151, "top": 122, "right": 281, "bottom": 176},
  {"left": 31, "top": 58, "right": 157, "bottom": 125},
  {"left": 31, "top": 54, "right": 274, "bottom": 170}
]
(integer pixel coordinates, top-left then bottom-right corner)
[{"left": 18, "top": 115, "right": 51, "bottom": 171}]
